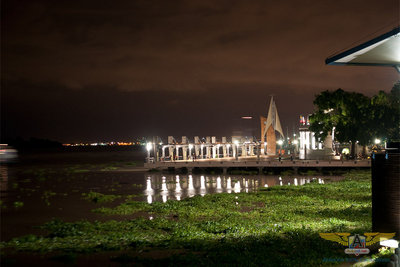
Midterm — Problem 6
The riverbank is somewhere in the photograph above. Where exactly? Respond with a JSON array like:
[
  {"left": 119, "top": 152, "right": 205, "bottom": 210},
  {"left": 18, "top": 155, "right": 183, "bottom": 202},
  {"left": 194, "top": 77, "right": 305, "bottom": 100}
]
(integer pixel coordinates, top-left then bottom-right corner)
[{"left": 1, "top": 170, "right": 394, "bottom": 266}]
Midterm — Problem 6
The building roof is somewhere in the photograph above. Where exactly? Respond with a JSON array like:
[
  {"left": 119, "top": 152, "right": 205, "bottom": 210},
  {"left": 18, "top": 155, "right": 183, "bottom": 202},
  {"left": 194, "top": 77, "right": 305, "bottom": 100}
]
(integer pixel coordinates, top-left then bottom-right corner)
[{"left": 326, "top": 27, "right": 400, "bottom": 72}]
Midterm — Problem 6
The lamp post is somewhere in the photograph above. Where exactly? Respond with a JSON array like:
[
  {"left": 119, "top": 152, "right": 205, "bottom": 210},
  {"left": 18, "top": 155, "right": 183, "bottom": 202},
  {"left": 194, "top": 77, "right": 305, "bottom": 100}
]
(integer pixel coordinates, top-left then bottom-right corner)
[
  {"left": 293, "top": 139, "right": 298, "bottom": 159},
  {"left": 146, "top": 142, "right": 152, "bottom": 162}
]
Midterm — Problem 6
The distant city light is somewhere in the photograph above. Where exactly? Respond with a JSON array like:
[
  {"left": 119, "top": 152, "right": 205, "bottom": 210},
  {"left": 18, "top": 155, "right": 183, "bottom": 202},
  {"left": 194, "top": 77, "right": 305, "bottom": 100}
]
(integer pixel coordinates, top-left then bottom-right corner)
[{"left": 241, "top": 116, "right": 253, "bottom": 119}]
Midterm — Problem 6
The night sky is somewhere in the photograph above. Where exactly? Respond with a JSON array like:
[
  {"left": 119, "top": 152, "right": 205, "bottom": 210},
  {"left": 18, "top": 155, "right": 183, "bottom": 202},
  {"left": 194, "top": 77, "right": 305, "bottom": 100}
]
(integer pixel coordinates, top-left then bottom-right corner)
[{"left": 2, "top": 0, "right": 399, "bottom": 143}]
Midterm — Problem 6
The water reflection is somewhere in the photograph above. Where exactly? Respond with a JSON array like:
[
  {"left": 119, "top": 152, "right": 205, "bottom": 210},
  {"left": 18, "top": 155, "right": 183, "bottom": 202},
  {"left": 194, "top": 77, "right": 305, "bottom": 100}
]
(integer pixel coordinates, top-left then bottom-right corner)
[
  {"left": 226, "top": 177, "right": 232, "bottom": 193},
  {"left": 0, "top": 165, "right": 8, "bottom": 192},
  {"left": 143, "top": 174, "right": 336, "bottom": 203}
]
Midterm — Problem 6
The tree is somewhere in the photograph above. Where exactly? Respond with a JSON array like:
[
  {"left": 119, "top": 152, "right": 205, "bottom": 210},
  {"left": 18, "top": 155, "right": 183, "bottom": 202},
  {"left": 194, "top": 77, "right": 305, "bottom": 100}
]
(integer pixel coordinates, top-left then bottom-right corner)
[
  {"left": 310, "top": 82, "right": 400, "bottom": 157},
  {"left": 309, "top": 89, "right": 370, "bottom": 157}
]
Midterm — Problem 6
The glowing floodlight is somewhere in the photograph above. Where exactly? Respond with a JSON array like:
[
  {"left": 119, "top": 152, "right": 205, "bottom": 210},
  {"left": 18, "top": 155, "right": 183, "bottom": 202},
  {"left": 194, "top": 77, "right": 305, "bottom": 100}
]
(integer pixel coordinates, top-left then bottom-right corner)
[
  {"left": 277, "top": 140, "right": 283, "bottom": 145},
  {"left": 374, "top": 139, "right": 381, "bottom": 144},
  {"left": 146, "top": 142, "right": 152, "bottom": 151}
]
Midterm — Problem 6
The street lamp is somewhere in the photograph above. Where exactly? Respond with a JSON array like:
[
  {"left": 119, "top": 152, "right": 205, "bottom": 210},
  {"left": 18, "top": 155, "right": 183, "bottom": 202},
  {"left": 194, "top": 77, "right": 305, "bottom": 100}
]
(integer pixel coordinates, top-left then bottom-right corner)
[
  {"left": 146, "top": 142, "right": 152, "bottom": 162},
  {"left": 374, "top": 138, "right": 381, "bottom": 144}
]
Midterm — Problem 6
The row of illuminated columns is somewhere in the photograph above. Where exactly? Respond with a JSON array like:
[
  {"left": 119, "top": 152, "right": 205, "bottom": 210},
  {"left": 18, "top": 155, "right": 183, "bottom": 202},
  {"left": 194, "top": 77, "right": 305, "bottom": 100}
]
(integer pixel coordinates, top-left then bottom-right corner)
[{"left": 158, "top": 142, "right": 258, "bottom": 161}]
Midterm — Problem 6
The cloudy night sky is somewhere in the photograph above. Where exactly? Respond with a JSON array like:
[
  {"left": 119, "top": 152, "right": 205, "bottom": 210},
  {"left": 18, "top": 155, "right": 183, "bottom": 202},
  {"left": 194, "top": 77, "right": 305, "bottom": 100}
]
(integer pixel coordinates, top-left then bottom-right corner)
[{"left": 1, "top": 0, "right": 399, "bottom": 143}]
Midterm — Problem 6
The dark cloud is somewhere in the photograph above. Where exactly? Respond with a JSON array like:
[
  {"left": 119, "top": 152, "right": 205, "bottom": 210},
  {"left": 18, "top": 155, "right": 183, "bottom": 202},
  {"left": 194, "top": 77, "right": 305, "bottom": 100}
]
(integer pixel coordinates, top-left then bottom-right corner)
[{"left": 1, "top": 0, "right": 399, "bottom": 141}]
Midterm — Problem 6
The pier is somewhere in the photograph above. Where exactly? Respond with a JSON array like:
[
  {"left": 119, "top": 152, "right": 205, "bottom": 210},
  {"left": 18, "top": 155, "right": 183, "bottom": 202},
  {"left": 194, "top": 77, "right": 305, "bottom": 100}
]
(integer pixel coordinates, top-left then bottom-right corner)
[{"left": 144, "top": 157, "right": 371, "bottom": 172}]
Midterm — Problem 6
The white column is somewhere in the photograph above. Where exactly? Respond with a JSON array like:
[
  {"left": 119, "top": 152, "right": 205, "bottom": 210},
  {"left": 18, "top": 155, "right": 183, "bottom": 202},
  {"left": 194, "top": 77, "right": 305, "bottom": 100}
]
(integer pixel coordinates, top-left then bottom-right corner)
[
  {"left": 169, "top": 146, "right": 174, "bottom": 161},
  {"left": 176, "top": 146, "right": 180, "bottom": 160},
  {"left": 242, "top": 144, "right": 247, "bottom": 157},
  {"left": 223, "top": 145, "right": 227, "bottom": 158},
  {"left": 206, "top": 146, "right": 211, "bottom": 158},
  {"left": 212, "top": 146, "right": 216, "bottom": 158}
]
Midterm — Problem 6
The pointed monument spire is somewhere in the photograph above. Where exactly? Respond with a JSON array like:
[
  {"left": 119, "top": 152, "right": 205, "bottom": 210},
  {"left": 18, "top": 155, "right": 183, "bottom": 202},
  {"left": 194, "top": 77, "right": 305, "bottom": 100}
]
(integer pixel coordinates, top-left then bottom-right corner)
[{"left": 263, "top": 96, "right": 284, "bottom": 139}]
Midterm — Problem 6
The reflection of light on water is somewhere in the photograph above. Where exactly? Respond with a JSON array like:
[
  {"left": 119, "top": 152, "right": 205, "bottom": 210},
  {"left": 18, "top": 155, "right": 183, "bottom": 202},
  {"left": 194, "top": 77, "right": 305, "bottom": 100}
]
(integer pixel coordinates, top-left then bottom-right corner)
[
  {"left": 147, "top": 194, "right": 153, "bottom": 204},
  {"left": 226, "top": 177, "right": 232, "bottom": 193},
  {"left": 294, "top": 178, "right": 298, "bottom": 186},
  {"left": 162, "top": 194, "right": 167, "bottom": 202},
  {"left": 216, "top": 177, "right": 222, "bottom": 192},
  {"left": 318, "top": 178, "right": 324, "bottom": 184},
  {"left": 200, "top": 176, "right": 206, "bottom": 189},
  {"left": 176, "top": 195, "right": 181, "bottom": 201},
  {"left": 288, "top": 182, "right": 290, "bottom": 185},
  {"left": 0, "top": 165, "right": 8, "bottom": 191},
  {"left": 245, "top": 180, "right": 248, "bottom": 188},
  {"left": 234, "top": 181, "right": 241, "bottom": 193},
  {"left": 146, "top": 177, "right": 153, "bottom": 192},
  {"left": 188, "top": 175, "right": 195, "bottom": 197},
  {"left": 264, "top": 184, "right": 268, "bottom": 187},
  {"left": 200, "top": 176, "right": 206, "bottom": 196},
  {"left": 176, "top": 175, "right": 181, "bottom": 192},
  {"left": 188, "top": 175, "right": 194, "bottom": 190},
  {"left": 161, "top": 176, "right": 168, "bottom": 191}
]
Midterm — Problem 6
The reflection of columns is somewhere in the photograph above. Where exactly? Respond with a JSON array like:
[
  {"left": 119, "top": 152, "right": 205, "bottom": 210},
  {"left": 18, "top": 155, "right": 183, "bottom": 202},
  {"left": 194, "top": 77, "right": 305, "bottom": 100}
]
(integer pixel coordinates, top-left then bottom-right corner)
[
  {"left": 176, "top": 175, "right": 181, "bottom": 192},
  {"left": 226, "top": 177, "right": 232, "bottom": 193},
  {"left": 216, "top": 177, "right": 222, "bottom": 192},
  {"left": 234, "top": 181, "right": 241, "bottom": 193},
  {"left": 161, "top": 176, "right": 168, "bottom": 191},
  {"left": 200, "top": 175, "right": 206, "bottom": 196},
  {"left": 146, "top": 177, "right": 153, "bottom": 192}
]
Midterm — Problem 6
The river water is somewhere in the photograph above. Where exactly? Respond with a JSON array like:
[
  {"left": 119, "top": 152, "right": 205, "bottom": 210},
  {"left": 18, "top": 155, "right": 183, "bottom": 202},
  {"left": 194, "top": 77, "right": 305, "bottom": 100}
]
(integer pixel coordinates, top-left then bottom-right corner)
[{"left": 0, "top": 148, "right": 343, "bottom": 241}]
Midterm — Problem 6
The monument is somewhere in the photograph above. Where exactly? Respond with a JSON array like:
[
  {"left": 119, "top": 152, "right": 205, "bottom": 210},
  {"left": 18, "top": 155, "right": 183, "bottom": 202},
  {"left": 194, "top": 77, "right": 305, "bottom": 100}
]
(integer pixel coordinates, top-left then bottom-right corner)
[{"left": 260, "top": 96, "right": 284, "bottom": 155}]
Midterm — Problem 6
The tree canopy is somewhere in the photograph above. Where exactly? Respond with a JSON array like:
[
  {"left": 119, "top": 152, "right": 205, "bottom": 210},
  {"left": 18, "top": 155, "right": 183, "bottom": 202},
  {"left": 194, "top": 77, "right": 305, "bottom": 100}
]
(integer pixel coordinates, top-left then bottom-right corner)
[{"left": 309, "top": 82, "right": 400, "bottom": 155}]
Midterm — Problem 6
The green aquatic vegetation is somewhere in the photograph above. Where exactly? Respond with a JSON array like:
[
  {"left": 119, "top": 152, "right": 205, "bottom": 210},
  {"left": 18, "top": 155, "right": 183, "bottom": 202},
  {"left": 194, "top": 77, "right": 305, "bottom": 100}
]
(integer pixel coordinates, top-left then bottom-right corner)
[
  {"left": 131, "top": 184, "right": 143, "bottom": 188},
  {"left": 93, "top": 201, "right": 150, "bottom": 215},
  {"left": 41, "top": 190, "right": 57, "bottom": 206},
  {"left": 82, "top": 192, "right": 121, "bottom": 203},
  {"left": 13, "top": 201, "right": 24, "bottom": 208},
  {"left": 2, "top": 170, "right": 374, "bottom": 266},
  {"left": 100, "top": 166, "right": 119, "bottom": 171}
]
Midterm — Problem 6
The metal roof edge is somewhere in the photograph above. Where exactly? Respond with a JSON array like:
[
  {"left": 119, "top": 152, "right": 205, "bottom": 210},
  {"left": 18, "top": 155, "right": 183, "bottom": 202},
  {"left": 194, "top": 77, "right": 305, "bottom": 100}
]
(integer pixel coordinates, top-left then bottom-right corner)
[{"left": 325, "top": 26, "right": 400, "bottom": 65}]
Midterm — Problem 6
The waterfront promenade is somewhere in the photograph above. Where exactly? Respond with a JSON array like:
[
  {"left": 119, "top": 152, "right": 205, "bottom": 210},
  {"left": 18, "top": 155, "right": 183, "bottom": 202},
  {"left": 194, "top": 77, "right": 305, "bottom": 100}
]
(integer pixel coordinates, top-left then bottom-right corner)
[{"left": 144, "top": 156, "right": 371, "bottom": 172}]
